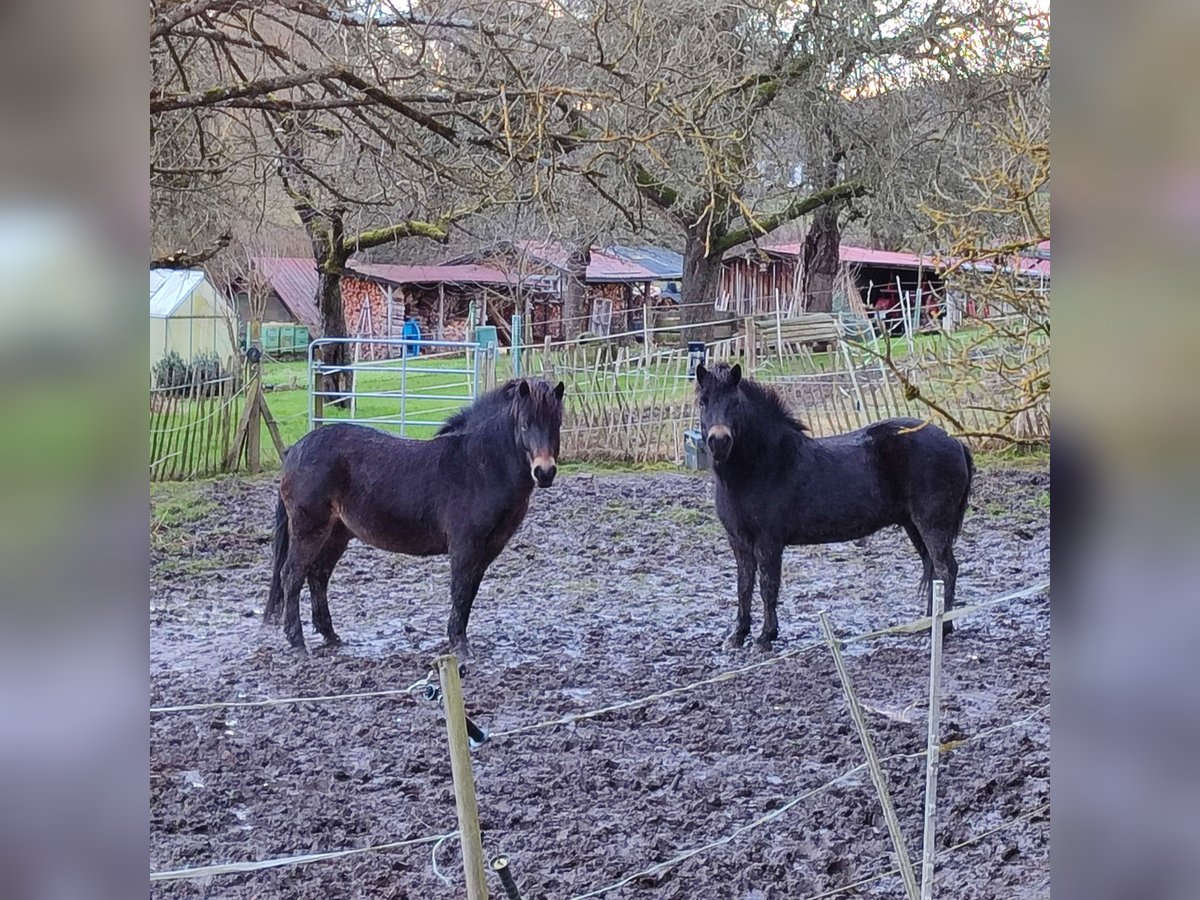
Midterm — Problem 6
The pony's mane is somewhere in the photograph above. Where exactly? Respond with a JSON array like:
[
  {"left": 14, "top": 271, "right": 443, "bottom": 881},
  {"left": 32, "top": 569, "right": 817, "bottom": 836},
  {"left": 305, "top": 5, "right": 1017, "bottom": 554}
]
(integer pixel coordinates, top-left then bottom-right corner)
[
  {"left": 740, "top": 379, "right": 808, "bottom": 433},
  {"left": 436, "top": 381, "right": 517, "bottom": 435},
  {"left": 436, "top": 379, "right": 560, "bottom": 435},
  {"left": 702, "top": 363, "right": 808, "bottom": 434}
]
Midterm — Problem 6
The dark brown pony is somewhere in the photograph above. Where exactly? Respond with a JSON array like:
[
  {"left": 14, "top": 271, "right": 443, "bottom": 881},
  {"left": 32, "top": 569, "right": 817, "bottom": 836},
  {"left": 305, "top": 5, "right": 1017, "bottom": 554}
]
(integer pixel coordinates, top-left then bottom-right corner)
[
  {"left": 264, "top": 378, "right": 565, "bottom": 657},
  {"left": 696, "top": 363, "right": 973, "bottom": 649}
]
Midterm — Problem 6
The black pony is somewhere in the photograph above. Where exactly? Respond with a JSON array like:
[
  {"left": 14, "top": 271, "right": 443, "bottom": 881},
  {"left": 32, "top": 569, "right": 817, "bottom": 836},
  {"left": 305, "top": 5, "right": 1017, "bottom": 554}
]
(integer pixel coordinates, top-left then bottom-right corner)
[
  {"left": 264, "top": 378, "right": 566, "bottom": 657},
  {"left": 696, "top": 363, "right": 973, "bottom": 649}
]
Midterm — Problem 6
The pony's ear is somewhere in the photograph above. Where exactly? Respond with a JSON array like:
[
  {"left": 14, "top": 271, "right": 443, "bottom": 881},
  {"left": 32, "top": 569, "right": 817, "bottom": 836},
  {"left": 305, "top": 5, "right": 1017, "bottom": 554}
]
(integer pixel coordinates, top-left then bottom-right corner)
[
  {"left": 695, "top": 363, "right": 708, "bottom": 386},
  {"left": 553, "top": 381, "right": 566, "bottom": 400},
  {"left": 729, "top": 364, "right": 742, "bottom": 386},
  {"left": 518, "top": 380, "right": 531, "bottom": 398}
]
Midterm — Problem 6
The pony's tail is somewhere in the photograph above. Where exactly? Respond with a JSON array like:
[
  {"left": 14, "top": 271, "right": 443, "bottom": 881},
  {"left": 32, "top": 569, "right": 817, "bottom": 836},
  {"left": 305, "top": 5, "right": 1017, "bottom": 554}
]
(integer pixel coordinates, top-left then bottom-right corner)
[
  {"left": 956, "top": 441, "right": 975, "bottom": 538},
  {"left": 265, "top": 495, "right": 289, "bottom": 625}
]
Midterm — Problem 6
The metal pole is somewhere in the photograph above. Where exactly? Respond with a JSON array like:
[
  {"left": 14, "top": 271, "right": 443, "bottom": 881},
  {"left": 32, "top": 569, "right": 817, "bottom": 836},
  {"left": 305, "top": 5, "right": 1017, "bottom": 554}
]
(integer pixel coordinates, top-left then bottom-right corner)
[
  {"left": 399, "top": 345, "right": 409, "bottom": 436},
  {"left": 819, "top": 612, "right": 920, "bottom": 900},
  {"left": 434, "top": 655, "right": 489, "bottom": 900},
  {"left": 307, "top": 340, "right": 316, "bottom": 432},
  {"left": 472, "top": 341, "right": 480, "bottom": 399},
  {"left": 921, "top": 581, "right": 946, "bottom": 900},
  {"left": 512, "top": 313, "right": 522, "bottom": 378}
]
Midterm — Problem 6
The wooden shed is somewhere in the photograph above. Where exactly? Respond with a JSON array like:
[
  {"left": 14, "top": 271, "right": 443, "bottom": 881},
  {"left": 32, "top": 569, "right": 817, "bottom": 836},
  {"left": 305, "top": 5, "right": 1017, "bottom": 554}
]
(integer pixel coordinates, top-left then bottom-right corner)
[{"left": 444, "top": 241, "right": 684, "bottom": 340}]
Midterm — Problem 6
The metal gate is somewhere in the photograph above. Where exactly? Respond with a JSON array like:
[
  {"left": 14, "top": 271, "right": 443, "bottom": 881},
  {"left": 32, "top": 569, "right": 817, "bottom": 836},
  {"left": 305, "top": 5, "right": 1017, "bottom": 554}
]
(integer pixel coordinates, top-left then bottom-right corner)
[{"left": 307, "top": 337, "right": 493, "bottom": 436}]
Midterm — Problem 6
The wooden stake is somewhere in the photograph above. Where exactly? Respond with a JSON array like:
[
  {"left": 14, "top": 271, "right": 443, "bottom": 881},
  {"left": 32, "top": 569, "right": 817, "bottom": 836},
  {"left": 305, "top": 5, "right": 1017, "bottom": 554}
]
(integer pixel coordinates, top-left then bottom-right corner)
[
  {"left": 819, "top": 612, "right": 920, "bottom": 900},
  {"left": 434, "top": 655, "right": 489, "bottom": 900},
  {"left": 921, "top": 581, "right": 946, "bottom": 900}
]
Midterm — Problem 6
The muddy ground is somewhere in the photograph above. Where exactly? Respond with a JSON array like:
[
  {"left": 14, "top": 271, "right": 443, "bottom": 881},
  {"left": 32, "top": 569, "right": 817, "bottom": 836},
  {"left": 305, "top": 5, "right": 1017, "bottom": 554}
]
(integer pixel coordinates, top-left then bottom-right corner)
[{"left": 150, "top": 466, "right": 1049, "bottom": 899}]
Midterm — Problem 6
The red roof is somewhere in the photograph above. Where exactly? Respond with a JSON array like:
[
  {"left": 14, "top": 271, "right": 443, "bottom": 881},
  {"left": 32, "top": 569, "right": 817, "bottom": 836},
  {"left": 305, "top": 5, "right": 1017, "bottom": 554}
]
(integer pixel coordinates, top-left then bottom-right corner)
[
  {"left": 446, "top": 240, "right": 674, "bottom": 283},
  {"left": 518, "top": 241, "right": 658, "bottom": 282},
  {"left": 747, "top": 242, "right": 936, "bottom": 269},
  {"left": 350, "top": 262, "right": 530, "bottom": 286},
  {"left": 252, "top": 257, "right": 320, "bottom": 330},
  {"left": 735, "top": 240, "right": 1050, "bottom": 279}
]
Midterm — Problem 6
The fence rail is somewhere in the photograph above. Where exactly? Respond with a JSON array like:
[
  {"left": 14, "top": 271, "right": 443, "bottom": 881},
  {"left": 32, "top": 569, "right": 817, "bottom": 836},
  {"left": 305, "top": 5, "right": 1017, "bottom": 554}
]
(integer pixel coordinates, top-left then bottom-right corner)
[
  {"left": 149, "top": 305, "right": 1047, "bottom": 479},
  {"left": 308, "top": 336, "right": 487, "bottom": 435}
]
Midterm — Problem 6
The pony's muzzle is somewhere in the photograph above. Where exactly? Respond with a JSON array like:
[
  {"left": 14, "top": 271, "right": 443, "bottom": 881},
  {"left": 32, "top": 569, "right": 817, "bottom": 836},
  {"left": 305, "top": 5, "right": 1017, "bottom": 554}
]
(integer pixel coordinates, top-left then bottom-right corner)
[
  {"left": 707, "top": 425, "right": 732, "bottom": 461},
  {"left": 531, "top": 454, "right": 557, "bottom": 488}
]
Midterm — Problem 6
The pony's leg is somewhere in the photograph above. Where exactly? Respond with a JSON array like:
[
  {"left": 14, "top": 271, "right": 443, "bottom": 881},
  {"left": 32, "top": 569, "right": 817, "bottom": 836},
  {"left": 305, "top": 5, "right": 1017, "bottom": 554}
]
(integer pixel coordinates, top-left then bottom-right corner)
[
  {"left": 447, "top": 551, "right": 490, "bottom": 660},
  {"left": 903, "top": 522, "right": 935, "bottom": 617},
  {"left": 280, "top": 518, "right": 328, "bottom": 653},
  {"left": 919, "top": 529, "right": 959, "bottom": 637},
  {"left": 307, "top": 526, "right": 351, "bottom": 647},
  {"left": 724, "top": 539, "right": 756, "bottom": 650},
  {"left": 755, "top": 544, "right": 784, "bottom": 650}
]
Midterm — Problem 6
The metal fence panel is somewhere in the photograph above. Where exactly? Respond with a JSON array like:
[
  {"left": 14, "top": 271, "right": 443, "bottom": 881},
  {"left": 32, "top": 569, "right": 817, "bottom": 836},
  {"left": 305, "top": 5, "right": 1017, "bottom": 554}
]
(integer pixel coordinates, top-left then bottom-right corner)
[{"left": 307, "top": 337, "right": 490, "bottom": 436}]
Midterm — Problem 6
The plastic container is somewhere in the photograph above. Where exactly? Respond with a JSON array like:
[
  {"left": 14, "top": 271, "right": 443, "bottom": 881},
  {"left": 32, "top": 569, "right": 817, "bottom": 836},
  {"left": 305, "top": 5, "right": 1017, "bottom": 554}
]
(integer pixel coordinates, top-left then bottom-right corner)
[{"left": 684, "top": 429, "right": 710, "bottom": 471}]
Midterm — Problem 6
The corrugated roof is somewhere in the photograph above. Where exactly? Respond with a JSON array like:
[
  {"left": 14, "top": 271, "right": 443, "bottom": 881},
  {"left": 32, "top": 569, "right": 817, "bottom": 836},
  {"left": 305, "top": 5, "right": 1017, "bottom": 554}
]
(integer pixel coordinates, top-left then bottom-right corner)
[
  {"left": 444, "top": 240, "right": 681, "bottom": 283},
  {"left": 747, "top": 243, "right": 937, "bottom": 269},
  {"left": 251, "top": 258, "right": 321, "bottom": 330},
  {"left": 741, "top": 240, "right": 1050, "bottom": 279},
  {"left": 350, "top": 262, "right": 536, "bottom": 287},
  {"left": 150, "top": 268, "right": 206, "bottom": 317},
  {"left": 606, "top": 245, "right": 684, "bottom": 280}
]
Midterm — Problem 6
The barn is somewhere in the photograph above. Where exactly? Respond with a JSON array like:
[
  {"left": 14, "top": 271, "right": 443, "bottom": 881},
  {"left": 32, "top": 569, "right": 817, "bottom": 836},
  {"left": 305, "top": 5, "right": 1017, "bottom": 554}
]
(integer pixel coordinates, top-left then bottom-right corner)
[
  {"left": 149, "top": 268, "right": 237, "bottom": 371},
  {"left": 720, "top": 243, "right": 948, "bottom": 332}
]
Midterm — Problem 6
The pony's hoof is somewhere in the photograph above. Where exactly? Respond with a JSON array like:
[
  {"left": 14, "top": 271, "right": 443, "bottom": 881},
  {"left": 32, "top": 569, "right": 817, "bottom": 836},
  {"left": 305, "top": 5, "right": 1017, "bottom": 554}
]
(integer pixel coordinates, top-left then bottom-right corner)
[
  {"left": 286, "top": 641, "right": 308, "bottom": 657},
  {"left": 449, "top": 640, "right": 474, "bottom": 662},
  {"left": 723, "top": 632, "right": 748, "bottom": 650},
  {"left": 941, "top": 620, "right": 954, "bottom": 638},
  {"left": 753, "top": 635, "right": 775, "bottom": 652}
]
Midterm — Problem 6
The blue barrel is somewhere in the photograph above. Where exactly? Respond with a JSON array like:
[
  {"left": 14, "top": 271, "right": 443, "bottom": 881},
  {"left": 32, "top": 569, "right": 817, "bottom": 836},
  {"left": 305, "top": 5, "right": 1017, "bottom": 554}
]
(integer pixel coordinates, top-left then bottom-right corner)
[{"left": 402, "top": 317, "right": 422, "bottom": 356}]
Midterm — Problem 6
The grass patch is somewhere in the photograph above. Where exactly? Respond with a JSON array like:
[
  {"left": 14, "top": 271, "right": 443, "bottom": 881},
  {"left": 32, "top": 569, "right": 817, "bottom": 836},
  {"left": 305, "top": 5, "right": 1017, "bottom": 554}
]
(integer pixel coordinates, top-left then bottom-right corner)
[
  {"left": 662, "top": 506, "right": 715, "bottom": 528},
  {"left": 151, "top": 482, "right": 218, "bottom": 553},
  {"left": 971, "top": 445, "right": 1050, "bottom": 471},
  {"left": 983, "top": 500, "right": 1008, "bottom": 518}
]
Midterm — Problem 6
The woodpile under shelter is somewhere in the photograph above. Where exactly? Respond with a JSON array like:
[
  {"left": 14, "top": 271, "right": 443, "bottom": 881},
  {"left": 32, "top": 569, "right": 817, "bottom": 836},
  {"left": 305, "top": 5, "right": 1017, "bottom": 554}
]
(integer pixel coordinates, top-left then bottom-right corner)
[{"left": 444, "top": 241, "right": 684, "bottom": 339}]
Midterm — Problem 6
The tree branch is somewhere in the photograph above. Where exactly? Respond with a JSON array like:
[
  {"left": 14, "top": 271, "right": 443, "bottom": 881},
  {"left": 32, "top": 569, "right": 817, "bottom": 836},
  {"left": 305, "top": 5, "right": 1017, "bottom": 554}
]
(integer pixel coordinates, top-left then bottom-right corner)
[
  {"left": 151, "top": 66, "right": 342, "bottom": 113},
  {"left": 150, "top": 230, "right": 232, "bottom": 269},
  {"left": 714, "top": 181, "right": 868, "bottom": 256}
]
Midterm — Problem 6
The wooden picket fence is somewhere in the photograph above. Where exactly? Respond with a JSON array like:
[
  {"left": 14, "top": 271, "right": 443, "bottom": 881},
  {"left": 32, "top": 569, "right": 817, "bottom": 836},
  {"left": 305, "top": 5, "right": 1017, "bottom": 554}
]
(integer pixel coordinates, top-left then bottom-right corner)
[
  {"left": 514, "top": 322, "right": 1039, "bottom": 464},
  {"left": 150, "top": 374, "right": 246, "bottom": 481}
]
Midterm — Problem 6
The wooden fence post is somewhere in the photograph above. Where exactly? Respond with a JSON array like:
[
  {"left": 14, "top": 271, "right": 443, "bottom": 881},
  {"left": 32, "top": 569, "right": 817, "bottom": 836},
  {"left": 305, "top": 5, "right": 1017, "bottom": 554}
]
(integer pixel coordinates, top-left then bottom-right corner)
[
  {"left": 744, "top": 316, "right": 757, "bottom": 373},
  {"left": 921, "top": 581, "right": 946, "bottom": 900},
  {"left": 434, "top": 655, "right": 489, "bottom": 900},
  {"left": 246, "top": 358, "right": 262, "bottom": 474},
  {"left": 819, "top": 612, "right": 920, "bottom": 900}
]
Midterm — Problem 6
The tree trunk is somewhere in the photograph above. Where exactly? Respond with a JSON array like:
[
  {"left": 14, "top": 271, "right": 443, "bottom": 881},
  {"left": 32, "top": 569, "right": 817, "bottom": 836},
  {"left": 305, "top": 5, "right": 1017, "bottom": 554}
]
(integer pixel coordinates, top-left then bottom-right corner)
[
  {"left": 800, "top": 203, "right": 841, "bottom": 314},
  {"left": 561, "top": 243, "right": 590, "bottom": 341},
  {"left": 680, "top": 229, "right": 725, "bottom": 344},
  {"left": 310, "top": 215, "right": 353, "bottom": 405}
]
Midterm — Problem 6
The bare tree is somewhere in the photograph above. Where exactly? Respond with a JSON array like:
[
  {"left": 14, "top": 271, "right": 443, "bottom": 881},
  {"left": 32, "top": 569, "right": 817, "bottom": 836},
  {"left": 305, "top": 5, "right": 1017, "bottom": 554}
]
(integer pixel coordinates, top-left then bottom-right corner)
[
  {"left": 149, "top": 1, "right": 604, "bottom": 388},
  {"left": 465, "top": 0, "right": 1041, "bottom": 336},
  {"left": 893, "top": 63, "right": 1050, "bottom": 444}
]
